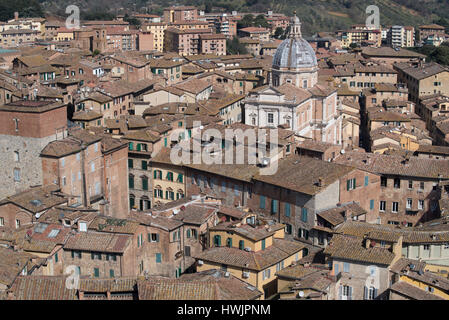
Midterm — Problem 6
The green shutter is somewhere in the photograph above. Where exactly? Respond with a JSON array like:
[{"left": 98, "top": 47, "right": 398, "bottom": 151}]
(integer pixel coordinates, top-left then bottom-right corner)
[
  {"left": 154, "top": 170, "right": 157, "bottom": 179},
  {"left": 187, "top": 229, "right": 191, "bottom": 238},
  {"left": 136, "top": 143, "right": 141, "bottom": 151},
  {"left": 214, "top": 235, "right": 221, "bottom": 246},
  {"left": 128, "top": 159, "right": 133, "bottom": 168},
  {"left": 156, "top": 253, "right": 162, "bottom": 263},
  {"left": 129, "top": 176, "right": 134, "bottom": 189},
  {"left": 271, "top": 199, "right": 278, "bottom": 214},
  {"left": 142, "top": 161, "right": 147, "bottom": 170},
  {"left": 110, "top": 269, "right": 115, "bottom": 278},
  {"left": 260, "top": 196, "right": 266, "bottom": 209},
  {"left": 262, "top": 239, "right": 266, "bottom": 250},
  {"left": 142, "top": 178, "right": 148, "bottom": 190},
  {"left": 285, "top": 203, "right": 291, "bottom": 217},
  {"left": 347, "top": 179, "right": 350, "bottom": 191},
  {"left": 164, "top": 138, "right": 167, "bottom": 147},
  {"left": 239, "top": 240, "right": 244, "bottom": 250},
  {"left": 302, "top": 208, "right": 308, "bottom": 222},
  {"left": 129, "top": 196, "right": 135, "bottom": 209},
  {"left": 94, "top": 268, "right": 99, "bottom": 277},
  {"left": 177, "top": 174, "right": 183, "bottom": 183},
  {"left": 353, "top": 178, "right": 356, "bottom": 189},
  {"left": 128, "top": 142, "right": 133, "bottom": 150}
]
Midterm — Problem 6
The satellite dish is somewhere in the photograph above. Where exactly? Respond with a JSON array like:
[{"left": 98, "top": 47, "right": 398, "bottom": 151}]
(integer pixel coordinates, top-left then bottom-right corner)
[{"left": 298, "top": 291, "right": 305, "bottom": 298}]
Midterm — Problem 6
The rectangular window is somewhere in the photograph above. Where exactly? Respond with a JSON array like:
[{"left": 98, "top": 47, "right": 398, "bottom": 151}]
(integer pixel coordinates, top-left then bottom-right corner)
[
  {"left": 406, "top": 198, "right": 412, "bottom": 209},
  {"left": 0, "top": 217, "right": 3, "bottom": 226},
  {"left": 13, "top": 168, "right": 20, "bottom": 182},
  {"left": 419, "top": 182, "right": 425, "bottom": 191},
  {"left": 418, "top": 200, "right": 424, "bottom": 210},
  {"left": 392, "top": 202, "right": 399, "bottom": 213},
  {"left": 380, "top": 201, "right": 386, "bottom": 212},
  {"left": 142, "top": 178, "right": 148, "bottom": 191},
  {"left": 260, "top": 196, "right": 266, "bottom": 209},
  {"left": 268, "top": 113, "right": 274, "bottom": 124},
  {"left": 380, "top": 177, "right": 387, "bottom": 187},
  {"left": 394, "top": 178, "right": 400, "bottom": 189},
  {"left": 347, "top": 178, "right": 356, "bottom": 191},
  {"left": 141, "top": 161, "right": 147, "bottom": 170},
  {"left": 285, "top": 203, "right": 291, "bottom": 217},
  {"left": 128, "top": 159, "right": 133, "bottom": 168},
  {"left": 370, "top": 200, "right": 374, "bottom": 210},
  {"left": 343, "top": 262, "right": 350, "bottom": 273},
  {"left": 271, "top": 199, "right": 278, "bottom": 214},
  {"left": 364, "top": 176, "right": 369, "bottom": 186},
  {"left": 109, "top": 269, "right": 115, "bottom": 278},
  {"left": 156, "top": 253, "right": 162, "bottom": 263},
  {"left": 94, "top": 268, "right": 99, "bottom": 278},
  {"left": 408, "top": 180, "right": 413, "bottom": 189},
  {"left": 301, "top": 207, "right": 308, "bottom": 222}
]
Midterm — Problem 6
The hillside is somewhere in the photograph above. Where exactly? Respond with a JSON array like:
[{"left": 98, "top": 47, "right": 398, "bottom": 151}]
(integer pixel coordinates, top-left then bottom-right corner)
[{"left": 10, "top": 0, "right": 449, "bottom": 35}]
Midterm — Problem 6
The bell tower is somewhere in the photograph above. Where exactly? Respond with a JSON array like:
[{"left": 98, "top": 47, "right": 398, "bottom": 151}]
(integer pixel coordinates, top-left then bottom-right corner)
[{"left": 289, "top": 11, "right": 302, "bottom": 39}]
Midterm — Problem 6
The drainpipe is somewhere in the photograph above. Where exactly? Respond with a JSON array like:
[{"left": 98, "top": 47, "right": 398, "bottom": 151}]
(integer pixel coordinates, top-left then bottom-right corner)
[{"left": 80, "top": 143, "right": 88, "bottom": 207}]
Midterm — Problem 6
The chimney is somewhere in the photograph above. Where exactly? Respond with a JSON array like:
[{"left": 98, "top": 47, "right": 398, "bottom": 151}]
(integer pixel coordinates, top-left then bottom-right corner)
[{"left": 14, "top": 12, "right": 19, "bottom": 21}]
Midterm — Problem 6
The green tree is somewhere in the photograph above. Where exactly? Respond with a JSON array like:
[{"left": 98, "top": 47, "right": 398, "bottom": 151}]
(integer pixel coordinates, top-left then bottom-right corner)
[
  {"left": 124, "top": 14, "right": 141, "bottom": 29},
  {"left": 253, "top": 14, "right": 270, "bottom": 28},
  {"left": 0, "top": 0, "right": 43, "bottom": 21},
  {"left": 226, "top": 37, "right": 249, "bottom": 55},
  {"left": 238, "top": 14, "right": 255, "bottom": 29},
  {"left": 280, "top": 26, "right": 290, "bottom": 40},
  {"left": 274, "top": 27, "right": 284, "bottom": 39},
  {"left": 204, "top": 2, "right": 212, "bottom": 13}
]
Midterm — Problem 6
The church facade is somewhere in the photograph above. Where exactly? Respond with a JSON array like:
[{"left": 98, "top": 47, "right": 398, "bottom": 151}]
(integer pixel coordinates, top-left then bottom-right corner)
[{"left": 244, "top": 13, "right": 342, "bottom": 144}]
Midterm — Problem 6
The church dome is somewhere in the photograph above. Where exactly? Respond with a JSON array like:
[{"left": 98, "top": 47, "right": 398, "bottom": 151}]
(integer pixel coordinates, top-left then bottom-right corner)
[{"left": 272, "top": 14, "right": 317, "bottom": 70}]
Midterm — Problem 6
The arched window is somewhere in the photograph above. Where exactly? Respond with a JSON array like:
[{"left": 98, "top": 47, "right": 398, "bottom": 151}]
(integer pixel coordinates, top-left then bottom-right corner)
[
  {"left": 165, "top": 187, "right": 174, "bottom": 200},
  {"left": 154, "top": 185, "right": 163, "bottom": 199},
  {"left": 140, "top": 196, "right": 150, "bottom": 211},
  {"left": 129, "top": 194, "right": 135, "bottom": 209},
  {"left": 176, "top": 189, "right": 184, "bottom": 200},
  {"left": 141, "top": 176, "right": 148, "bottom": 191}
]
